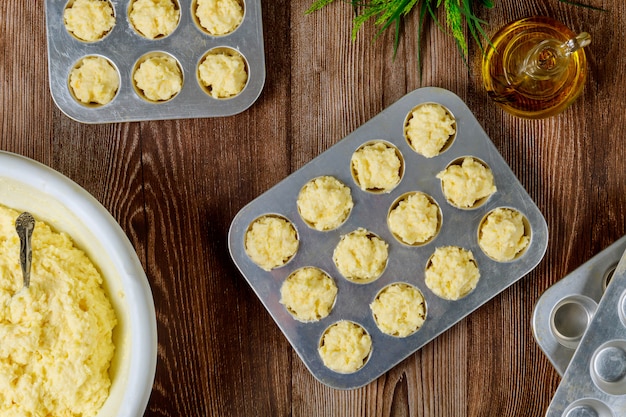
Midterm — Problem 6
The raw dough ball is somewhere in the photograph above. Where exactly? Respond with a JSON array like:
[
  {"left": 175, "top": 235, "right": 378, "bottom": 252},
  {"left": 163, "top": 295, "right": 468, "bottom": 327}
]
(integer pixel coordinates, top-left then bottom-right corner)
[
  {"left": 297, "top": 176, "right": 353, "bottom": 231},
  {"left": 64, "top": 0, "right": 115, "bottom": 42},
  {"left": 404, "top": 103, "right": 456, "bottom": 158},
  {"left": 351, "top": 141, "right": 402, "bottom": 192},
  {"left": 133, "top": 55, "right": 182, "bottom": 101},
  {"left": 437, "top": 157, "right": 496, "bottom": 208},
  {"left": 333, "top": 228, "right": 388, "bottom": 283},
  {"left": 387, "top": 192, "right": 440, "bottom": 245},
  {"left": 371, "top": 283, "right": 426, "bottom": 337},
  {"left": 425, "top": 246, "right": 480, "bottom": 300},
  {"left": 198, "top": 50, "right": 248, "bottom": 99},
  {"left": 478, "top": 208, "right": 530, "bottom": 261},
  {"left": 318, "top": 321, "right": 372, "bottom": 373},
  {"left": 195, "top": 0, "right": 244, "bottom": 35},
  {"left": 69, "top": 56, "right": 119, "bottom": 105},
  {"left": 244, "top": 215, "right": 299, "bottom": 271},
  {"left": 129, "top": 0, "right": 180, "bottom": 39},
  {"left": 280, "top": 267, "right": 337, "bottom": 322}
]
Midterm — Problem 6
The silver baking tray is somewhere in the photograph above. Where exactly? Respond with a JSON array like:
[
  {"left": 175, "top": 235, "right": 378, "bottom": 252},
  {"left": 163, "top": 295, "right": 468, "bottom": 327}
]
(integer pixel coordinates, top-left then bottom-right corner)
[
  {"left": 544, "top": 247, "right": 626, "bottom": 417},
  {"left": 228, "top": 87, "right": 549, "bottom": 389},
  {"left": 533, "top": 235, "right": 626, "bottom": 376},
  {"left": 44, "top": 0, "right": 265, "bottom": 123}
]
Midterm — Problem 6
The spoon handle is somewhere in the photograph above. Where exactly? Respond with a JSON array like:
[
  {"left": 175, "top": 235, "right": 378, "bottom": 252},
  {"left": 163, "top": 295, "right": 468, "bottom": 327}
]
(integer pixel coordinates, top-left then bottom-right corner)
[{"left": 15, "top": 212, "right": 35, "bottom": 288}]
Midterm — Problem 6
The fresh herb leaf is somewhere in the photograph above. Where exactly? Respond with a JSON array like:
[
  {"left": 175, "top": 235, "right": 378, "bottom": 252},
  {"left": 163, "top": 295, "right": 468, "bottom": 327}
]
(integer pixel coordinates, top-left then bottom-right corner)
[{"left": 307, "top": 0, "right": 601, "bottom": 69}]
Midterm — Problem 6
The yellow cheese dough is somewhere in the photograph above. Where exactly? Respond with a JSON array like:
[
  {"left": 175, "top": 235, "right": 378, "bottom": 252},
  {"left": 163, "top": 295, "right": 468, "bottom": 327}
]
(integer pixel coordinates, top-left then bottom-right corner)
[
  {"left": 319, "top": 321, "right": 371, "bottom": 373},
  {"left": 70, "top": 56, "right": 119, "bottom": 105},
  {"left": 351, "top": 142, "right": 401, "bottom": 192},
  {"left": 387, "top": 192, "right": 439, "bottom": 245},
  {"left": 245, "top": 216, "right": 299, "bottom": 271},
  {"left": 195, "top": 0, "right": 244, "bottom": 35},
  {"left": 64, "top": 0, "right": 115, "bottom": 42},
  {"left": 129, "top": 0, "right": 180, "bottom": 39},
  {"left": 333, "top": 228, "right": 388, "bottom": 282},
  {"left": 437, "top": 157, "right": 497, "bottom": 208},
  {"left": 280, "top": 267, "right": 337, "bottom": 322},
  {"left": 0, "top": 205, "right": 117, "bottom": 417},
  {"left": 404, "top": 103, "right": 456, "bottom": 158},
  {"left": 198, "top": 51, "right": 248, "bottom": 99},
  {"left": 479, "top": 208, "right": 530, "bottom": 261},
  {"left": 297, "top": 176, "right": 353, "bottom": 231},
  {"left": 425, "top": 246, "right": 480, "bottom": 300},
  {"left": 133, "top": 55, "right": 182, "bottom": 101},
  {"left": 371, "top": 283, "right": 426, "bottom": 337}
]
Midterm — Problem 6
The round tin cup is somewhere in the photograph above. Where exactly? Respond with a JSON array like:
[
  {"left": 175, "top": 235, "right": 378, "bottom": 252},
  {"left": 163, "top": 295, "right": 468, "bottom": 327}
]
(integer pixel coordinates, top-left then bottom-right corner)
[
  {"left": 550, "top": 295, "right": 597, "bottom": 350},
  {"left": 190, "top": 0, "right": 246, "bottom": 37},
  {"left": 127, "top": 0, "right": 181, "bottom": 40},
  {"left": 67, "top": 54, "right": 121, "bottom": 108},
  {"left": 243, "top": 213, "right": 300, "bottom": 271},
  {"left": 387, "top": 191, "right": 442, "bottom": 247},
  {"left": 296, "top": 176, "right": 353, "bottom": 232},
  {"left": 403, "top": 102, "right": 457, "bottom": 158},
  {"left": 563, "top": 398, "right": 614, "bottom": 417},
  {"left": 131, "top": 51, "right": 184, "bottom": 103},
  {"left": 590, "top": 340, "right": 626, "bottom": 396},
  {"left": 476, "top": 207, "right": 532, "bottom": 262},
  {"left": 438, "top": 156, "right": 496, "bottom": 210},
  {"left": 280, "top": 266, "right": 338, "bottom": 323},
  {"left": 350, "top": 140, "right": 405, "bottom": 194},
  {"left": 370, "top": 282, "right": 427, "bottom": 337},
  {"left": 318, "top": 320, "right": 373, "bottom": 374},
  {"left": 63, "top": 0, "right": 116, "bottom": 43},
  {"left": 196, "top": 46, "right": 250, "bottom": 100}
]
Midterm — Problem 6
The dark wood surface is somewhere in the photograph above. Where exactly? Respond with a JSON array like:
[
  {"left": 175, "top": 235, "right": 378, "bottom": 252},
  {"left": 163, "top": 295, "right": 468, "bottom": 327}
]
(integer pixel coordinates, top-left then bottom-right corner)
[{"left": 1, "top": 1, "right": 623, "bottom": 416}]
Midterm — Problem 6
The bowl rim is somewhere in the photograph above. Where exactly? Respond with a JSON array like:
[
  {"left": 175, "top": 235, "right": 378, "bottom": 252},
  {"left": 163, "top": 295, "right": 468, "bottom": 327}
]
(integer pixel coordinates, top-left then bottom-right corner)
[{"left": 0, "top": 150, "right": 157, "bottom": 417}]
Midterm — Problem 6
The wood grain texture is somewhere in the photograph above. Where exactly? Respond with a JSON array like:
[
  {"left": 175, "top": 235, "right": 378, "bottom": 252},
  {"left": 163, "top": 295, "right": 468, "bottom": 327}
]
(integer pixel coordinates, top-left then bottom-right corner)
[{"left": 1, "top": 0, "right": 624, "bottom": 416}]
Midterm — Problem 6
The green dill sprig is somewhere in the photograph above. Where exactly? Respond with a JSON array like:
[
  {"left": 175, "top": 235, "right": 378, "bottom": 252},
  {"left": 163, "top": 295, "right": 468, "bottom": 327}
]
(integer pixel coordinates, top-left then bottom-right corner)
[{"left": 306, "top": 0, "right": 601, "bottom": 70}]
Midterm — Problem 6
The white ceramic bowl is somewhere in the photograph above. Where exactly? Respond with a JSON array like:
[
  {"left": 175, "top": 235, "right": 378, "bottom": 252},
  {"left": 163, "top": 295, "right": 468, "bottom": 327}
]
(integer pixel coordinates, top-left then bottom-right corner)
[{"left": 0, "top": 151, "right": 157, "bottom": 417}]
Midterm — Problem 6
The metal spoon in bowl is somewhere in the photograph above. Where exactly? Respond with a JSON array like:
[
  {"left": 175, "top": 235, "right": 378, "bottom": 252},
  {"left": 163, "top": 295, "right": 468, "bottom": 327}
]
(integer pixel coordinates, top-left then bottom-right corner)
[{"left": 15, "top": 212, "right": 35, "bottom": 289}]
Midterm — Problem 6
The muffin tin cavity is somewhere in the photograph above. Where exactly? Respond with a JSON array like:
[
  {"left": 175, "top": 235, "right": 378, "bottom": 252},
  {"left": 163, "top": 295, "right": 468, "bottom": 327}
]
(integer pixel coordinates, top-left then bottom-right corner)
[
  {"left": 191, "top": 0, "right": 245, "bottom": 36},
  {"left": 371, "top": 283, "right": 426, "bottom": 337},
  {"left": 550, "top": 295, "right": 597, "bottom": 349},
  {"left": 64, "top": 0, "right": 116, "bottom": 42},
  {"left": 333, "top": 228, "right": 388, "bottom": 284},
  {"left": 404, "top": 102, "right": 456, "bottom": 158},
  {"left": 425, "top": 246, "right": 480, "bottom": 301},
  {"left": 387, "top": 191, "right": 441, "bottom": 246},
  {"left": 128, "top": 0, "right": 181, "bottom": 40},
  {"left": 351, "top": 141, "right": 404, "bottom": 193},
  {"left": 132, "top": 52, "right": 183, "bottom": 102},
  {"left": 280, "top": 267, "right": 338, "bottom": 322},
  {"left": 197, "top": 47, "right": 249, "bottom": 99},
  {"left": 297, "top": 176, "right": 353, "bottom": 231},
  {"left": 68, "top": 55, "right": 120, "bottom": 106},
  {"left": 229, "top": 87, "right": 548, "bottom": 389},
  {"left": 438, "top": 156, "right": 496, "bottom": 209},
  {"left": 244, "top": 214, "right": 299, "bottom": 271},
  {"left": 318, "top": 321, "right": 372, "bottom": 374},
  {"left": 478, "top": 207, "right": 531, "bottom": 262},
  {"left": 46, "top": 0, "right": 265, "bottom": 122}
]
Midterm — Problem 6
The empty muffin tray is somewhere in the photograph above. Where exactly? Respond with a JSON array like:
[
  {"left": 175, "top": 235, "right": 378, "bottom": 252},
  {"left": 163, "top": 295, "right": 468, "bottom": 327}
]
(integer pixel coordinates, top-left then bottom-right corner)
[
  {"left": 228, "top": 87, "right": 549, "bottom": 389},
  {"left": 543, "top": 246, "right": 626, "bottom": 417},
  {"left": 44, "top": 0, "right": 265, "bottom": 123}
]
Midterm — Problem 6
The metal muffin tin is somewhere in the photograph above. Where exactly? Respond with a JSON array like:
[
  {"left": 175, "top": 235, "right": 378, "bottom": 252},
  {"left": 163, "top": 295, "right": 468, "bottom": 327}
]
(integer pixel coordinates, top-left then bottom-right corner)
[
  {"left": 544, "top": 247, "right": 626, "bottom": 417},
  {"left": 228, "top": 87, "right": 549, "bottom": 389},
  {"left": 44, "top": 0, "right": 265, "bottom": 123},
  {"left": 533, "top": 235, "right": 626, "bottom": 376}
]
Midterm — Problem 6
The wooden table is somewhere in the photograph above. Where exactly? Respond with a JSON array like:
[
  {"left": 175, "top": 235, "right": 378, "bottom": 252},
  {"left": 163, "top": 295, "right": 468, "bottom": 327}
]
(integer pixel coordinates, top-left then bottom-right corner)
[{"left": 1, "top": 1, "right": 622, "bottom": 416}]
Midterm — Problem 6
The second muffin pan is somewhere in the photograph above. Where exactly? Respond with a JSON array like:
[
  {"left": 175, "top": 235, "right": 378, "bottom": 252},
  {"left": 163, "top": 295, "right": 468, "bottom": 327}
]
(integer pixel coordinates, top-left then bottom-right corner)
[
  {"left": 45, "top": 0, "right": 265, "bottom": 123},
  {"left": 228, "top": 87, "right": 549, "bottom": 389}
]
